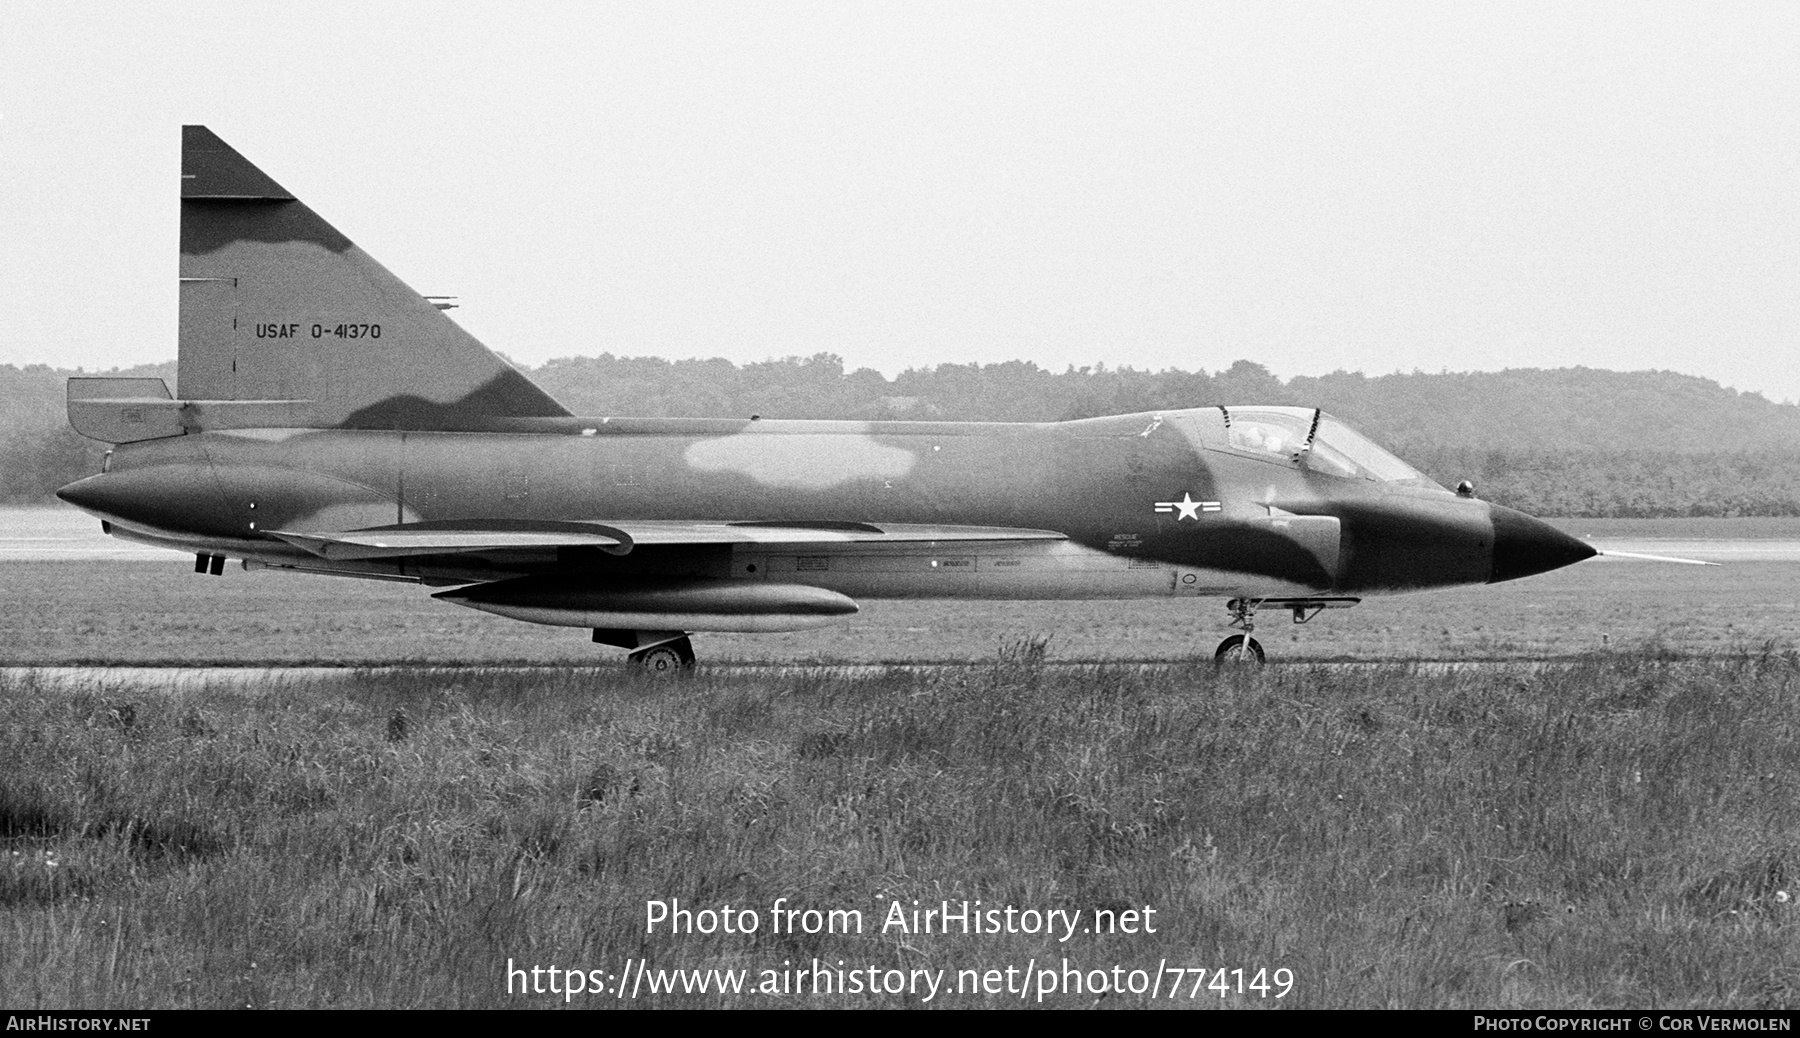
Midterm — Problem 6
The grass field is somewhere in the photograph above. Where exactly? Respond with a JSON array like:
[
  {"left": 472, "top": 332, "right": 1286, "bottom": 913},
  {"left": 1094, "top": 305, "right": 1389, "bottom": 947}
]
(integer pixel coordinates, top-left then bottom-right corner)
[
  {"left": 6, "top": 511, "right": 1800, "bottom": 1008},
  {"left": 5, "top": 650, "right": 1800, "bottom": 1008}
]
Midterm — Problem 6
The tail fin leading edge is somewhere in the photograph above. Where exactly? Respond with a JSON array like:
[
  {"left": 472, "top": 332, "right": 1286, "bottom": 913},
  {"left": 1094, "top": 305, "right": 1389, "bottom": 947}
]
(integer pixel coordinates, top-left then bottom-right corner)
[{"left": 178, "top": 126, "right": 568, "bottom": 429}]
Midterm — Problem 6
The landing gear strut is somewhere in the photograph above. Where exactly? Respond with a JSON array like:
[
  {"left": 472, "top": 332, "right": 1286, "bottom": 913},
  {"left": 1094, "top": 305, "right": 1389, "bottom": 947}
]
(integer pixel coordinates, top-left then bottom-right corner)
[
  {"left": 1215, "top": 599, "right": 1265, "bottom": 666},
  {"left": 594, "top": 629, "right": 697, "bottom": 673}
]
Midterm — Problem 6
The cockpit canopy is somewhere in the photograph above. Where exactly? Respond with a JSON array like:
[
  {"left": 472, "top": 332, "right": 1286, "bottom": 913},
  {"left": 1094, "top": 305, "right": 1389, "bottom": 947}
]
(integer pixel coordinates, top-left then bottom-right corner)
[{"left": 1195, "top": 406, "right": 1441, "bottom": 488}]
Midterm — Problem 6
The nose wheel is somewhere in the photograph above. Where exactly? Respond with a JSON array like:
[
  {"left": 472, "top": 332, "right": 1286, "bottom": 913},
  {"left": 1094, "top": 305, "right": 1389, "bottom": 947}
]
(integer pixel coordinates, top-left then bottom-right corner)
[
  {"left": 1214, "top": 633, "right": 1265, "bottom": 665},
  {"left": 1216, "top": 597, "right": 1267, "bottom": 667}
]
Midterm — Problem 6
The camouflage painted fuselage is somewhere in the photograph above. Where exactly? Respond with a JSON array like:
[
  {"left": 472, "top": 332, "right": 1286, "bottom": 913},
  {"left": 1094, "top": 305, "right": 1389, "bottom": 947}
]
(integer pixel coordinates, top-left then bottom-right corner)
[{"left": 65, "top": 405, "right": 1559, "bottom": 607}]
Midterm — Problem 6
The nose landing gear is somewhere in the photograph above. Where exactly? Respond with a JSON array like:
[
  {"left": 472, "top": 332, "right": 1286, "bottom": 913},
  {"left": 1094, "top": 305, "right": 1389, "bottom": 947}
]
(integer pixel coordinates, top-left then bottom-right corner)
[
  {"left": 1214, "top": 597, "right": 1361, "bottom": 666},
  {"left": 1215, "top": 598, "right": 1265, "bottom": 665},
  {"left": 1214, "top": 632, "right": 1265, "bottom": 665}
]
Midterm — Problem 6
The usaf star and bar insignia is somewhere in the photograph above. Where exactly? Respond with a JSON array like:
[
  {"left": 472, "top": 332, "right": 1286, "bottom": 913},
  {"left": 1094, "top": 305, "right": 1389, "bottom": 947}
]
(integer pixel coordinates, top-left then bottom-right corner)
[{"left": 1153, "top": 493, "right": 1222, "bottom": 520}]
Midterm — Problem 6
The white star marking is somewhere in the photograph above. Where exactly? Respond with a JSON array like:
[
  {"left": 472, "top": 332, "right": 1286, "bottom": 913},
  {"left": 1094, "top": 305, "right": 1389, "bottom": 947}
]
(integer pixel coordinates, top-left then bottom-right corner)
[{"left": 1155, "top": 493, "right": 1210, "bottom": 520}]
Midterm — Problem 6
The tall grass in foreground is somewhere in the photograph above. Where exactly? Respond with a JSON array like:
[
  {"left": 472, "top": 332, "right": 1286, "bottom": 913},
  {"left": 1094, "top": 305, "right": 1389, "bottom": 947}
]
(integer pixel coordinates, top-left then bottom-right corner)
[{"left": 4, "top": 647, "right": 1800, "bottom": 1008}]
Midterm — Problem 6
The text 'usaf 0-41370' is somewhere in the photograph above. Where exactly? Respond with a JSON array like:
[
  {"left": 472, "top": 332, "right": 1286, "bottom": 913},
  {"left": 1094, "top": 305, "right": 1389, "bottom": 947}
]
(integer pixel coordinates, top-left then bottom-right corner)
[{"left": 57, "top": 127, "right": 1599, "bottom": 671}]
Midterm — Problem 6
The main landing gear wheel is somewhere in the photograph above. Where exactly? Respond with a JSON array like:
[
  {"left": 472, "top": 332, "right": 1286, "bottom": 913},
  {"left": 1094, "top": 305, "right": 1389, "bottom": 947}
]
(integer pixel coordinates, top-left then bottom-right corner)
[
  {"left": 629, "top": 637, "right": 696, "bottom": 674},
  {"left": 1214, "top": 634, "right": 1265, "bottom": 666}
]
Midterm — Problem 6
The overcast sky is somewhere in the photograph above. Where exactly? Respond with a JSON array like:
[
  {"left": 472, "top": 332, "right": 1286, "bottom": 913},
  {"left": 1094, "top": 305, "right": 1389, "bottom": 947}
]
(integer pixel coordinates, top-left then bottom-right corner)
[{"left": 3, "top": 2, "right": 1795, "bottom": 401}]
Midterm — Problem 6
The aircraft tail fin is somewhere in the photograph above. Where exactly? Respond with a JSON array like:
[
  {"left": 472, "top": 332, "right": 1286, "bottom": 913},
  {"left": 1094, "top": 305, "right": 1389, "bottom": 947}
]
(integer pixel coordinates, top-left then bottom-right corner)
[{"left": 178, "top": 126, "right": 568, "bottom": 429}]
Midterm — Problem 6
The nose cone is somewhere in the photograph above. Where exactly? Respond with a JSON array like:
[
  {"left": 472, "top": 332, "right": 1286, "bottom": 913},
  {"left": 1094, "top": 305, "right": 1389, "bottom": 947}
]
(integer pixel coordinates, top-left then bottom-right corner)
[{"left": 1488, "top": 504, "right": 1597, "bottom": 583}]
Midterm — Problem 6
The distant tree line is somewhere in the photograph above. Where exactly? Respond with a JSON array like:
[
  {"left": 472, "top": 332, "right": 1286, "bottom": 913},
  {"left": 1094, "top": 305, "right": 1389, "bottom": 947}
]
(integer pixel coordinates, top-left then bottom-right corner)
[{"left": 6, "top": 355, "right": 1800, "bottom": 517}]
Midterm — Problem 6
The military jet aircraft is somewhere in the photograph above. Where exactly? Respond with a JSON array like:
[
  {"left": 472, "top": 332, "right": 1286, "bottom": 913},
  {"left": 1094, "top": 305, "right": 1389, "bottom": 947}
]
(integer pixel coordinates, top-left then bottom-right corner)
[{"left": 56, "top": 126, "right": 1601, "bottom": 670}]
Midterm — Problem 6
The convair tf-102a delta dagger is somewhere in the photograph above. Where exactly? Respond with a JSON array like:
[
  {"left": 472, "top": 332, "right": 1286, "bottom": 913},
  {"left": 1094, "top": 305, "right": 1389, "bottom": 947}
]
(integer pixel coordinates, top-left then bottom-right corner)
[{"left": 56, "top": 127, "right": 1600, "bottom": 670}]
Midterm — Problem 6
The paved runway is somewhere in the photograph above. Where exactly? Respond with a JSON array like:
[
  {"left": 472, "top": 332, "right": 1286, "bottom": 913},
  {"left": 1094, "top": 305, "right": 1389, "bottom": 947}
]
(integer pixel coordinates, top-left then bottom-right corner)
[
  {"left": 8, "top": 505, "right": 1798, "bottom": 669},
  {"left": 0, "top": 508, "right": 180, "bottom": 560}
]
